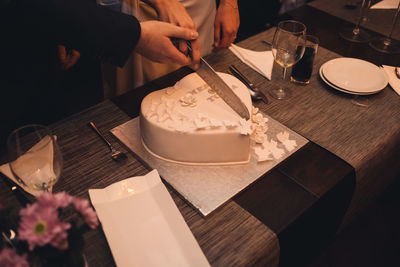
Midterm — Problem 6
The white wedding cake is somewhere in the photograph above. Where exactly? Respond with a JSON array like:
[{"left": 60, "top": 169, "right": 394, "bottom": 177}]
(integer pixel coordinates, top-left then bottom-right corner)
[{"left": 141, "top": 72, "right": 263, "bottom": 165}]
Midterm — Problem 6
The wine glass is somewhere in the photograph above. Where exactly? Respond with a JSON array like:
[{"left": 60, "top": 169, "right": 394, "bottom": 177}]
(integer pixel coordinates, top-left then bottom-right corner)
[
  {"left": 7, "top": 124, "right": 63, "bottom": 192},
  {"left": 339, "top": 0, "right": 372, "bottom": 43},
  {"left": 369, "top": 1, "right": 400, "bottom": 54},
  {"left": 270, "top": 20, "right": 306, "bottom": 100}
]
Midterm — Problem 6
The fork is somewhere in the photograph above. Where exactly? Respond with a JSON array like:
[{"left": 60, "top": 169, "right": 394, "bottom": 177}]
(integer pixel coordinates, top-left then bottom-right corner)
[{"left": 88, "top": 121, "right": 125, "bottom": 161}]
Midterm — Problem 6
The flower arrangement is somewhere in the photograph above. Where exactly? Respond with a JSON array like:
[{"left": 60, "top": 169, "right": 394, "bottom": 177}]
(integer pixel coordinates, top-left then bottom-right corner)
[{"left": 0, "top": 192, "right": 99, "bottom": 267}]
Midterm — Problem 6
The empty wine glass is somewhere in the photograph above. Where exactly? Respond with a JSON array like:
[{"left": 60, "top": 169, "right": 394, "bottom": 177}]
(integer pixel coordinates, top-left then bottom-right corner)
[
  {"left": 340, "top": 0, "right": 372, "bottom": 43},
  {"left": 369, "top": 1, "right": 400, "bottom": 54},
  {"left": 270, "top": 20, "right": 306, "bottom": 100},
  {"left": 7, "top": 125, "right": 63, "bottom": 192}
]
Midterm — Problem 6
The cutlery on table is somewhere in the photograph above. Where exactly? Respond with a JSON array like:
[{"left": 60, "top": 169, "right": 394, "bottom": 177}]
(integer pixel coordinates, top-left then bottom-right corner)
[
  {"left": 395, "top": 67, "right": 400, "bottom": 79},
  {"left": 261, "top": 40, "right": 272, "bottom": 47},
  {"left": 88, "top": 121, "right": 126, "bottom": 161},
  {"left": 228, "top": 65, "right": 269, "bottom": 104},
  {"left": 344, "top": 0, "right": 362, "bottom": 9}
]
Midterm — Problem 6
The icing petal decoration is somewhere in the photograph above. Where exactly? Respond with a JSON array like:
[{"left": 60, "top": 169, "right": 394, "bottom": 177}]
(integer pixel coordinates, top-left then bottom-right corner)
[
  {"left": 252, "top": 132, "right": 267, "bottom": 144},
  {"left": 223, "top": 120, "right": 238, "bottom": 128},
  {"left": 252, "top": 106, "right": 259, "bottom": 114},
  {"left": 263, "top": 139, "right": 285, "bottom": 160},
  {"left": 253, "top": 123, "right": 268, "bottom": 134},
  {"left": 239, "top": 118, "right": 253, "bottom": 135},
  {"left": 180, "top": 93, "right": 197, "bottom": 107},
  {"left": 252, "top": 113, "right": 265, "bottom": 124},
  {"left": 276, "top": 131, "right": 297, "bottom": 152},
  {"left": 209, "top": 118, "right": 223, "bottom": 128},
  {"left": 254, "top": 145, "right": 273, "bottom": 162},
  {"left": 194, "top": 116, "right": 209, "bottom": 129},
  {"left": 165, "top": 86, "right": 177, "bottom": 95}
]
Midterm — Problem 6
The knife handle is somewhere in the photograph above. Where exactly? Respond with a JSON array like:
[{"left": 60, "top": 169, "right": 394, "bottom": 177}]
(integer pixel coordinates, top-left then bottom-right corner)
[{"left": 229, "top": 65, "right": 255, "bottom": 89}]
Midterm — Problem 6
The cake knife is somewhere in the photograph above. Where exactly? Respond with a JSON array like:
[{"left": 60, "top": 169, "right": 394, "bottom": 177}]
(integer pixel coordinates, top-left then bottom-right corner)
[{"left": 187, "top": 44, "right": 250, "bottom": 120}]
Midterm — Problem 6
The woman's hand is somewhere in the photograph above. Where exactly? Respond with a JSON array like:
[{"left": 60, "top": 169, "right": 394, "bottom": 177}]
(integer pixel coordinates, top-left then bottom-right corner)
[
  {"left": 144, "top": 0, "right": 200, "bottom": 66},
  {"left": 135, "top": 20, "right": 199, "bottom": 67},
  {"left": 213, "top": 0, "right": 240, "bottom": 51}
]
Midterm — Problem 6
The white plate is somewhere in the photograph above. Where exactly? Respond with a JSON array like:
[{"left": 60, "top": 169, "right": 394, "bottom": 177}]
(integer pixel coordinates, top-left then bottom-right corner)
[
  {"left": 319, "top": 64, "right": 369, "bottom": 95},
  {"left": 322, "top": 57, "right": 388, "bottom": 94}
]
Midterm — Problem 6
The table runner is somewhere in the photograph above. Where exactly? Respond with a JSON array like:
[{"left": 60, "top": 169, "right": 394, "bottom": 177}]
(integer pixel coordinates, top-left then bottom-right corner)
[
  {"left": 308, "top": 0, "right": 400, "bottom": 40},
  {"left": 43, "top": 100, "right": 280, "bottom": 267},
  {"left": 232, "top": 28, "right": 400, "bottom": 226}
]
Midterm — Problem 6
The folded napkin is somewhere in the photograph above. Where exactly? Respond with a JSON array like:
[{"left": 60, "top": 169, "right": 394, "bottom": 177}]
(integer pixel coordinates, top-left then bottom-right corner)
[
  {"left": 370, "top": 0, "right": 399, "bottom": 9},
  {"left": 382, "top": 65, "right": 400, "bottom": 95},
  {"left": 89, "top": 169, "right": 209, "bottom": 267},
  {"left": 229, "top": 44, "right": 274, "bottom": 80},
  {"left": 0, "top": 135, "right": 56, "bottom": 197}
]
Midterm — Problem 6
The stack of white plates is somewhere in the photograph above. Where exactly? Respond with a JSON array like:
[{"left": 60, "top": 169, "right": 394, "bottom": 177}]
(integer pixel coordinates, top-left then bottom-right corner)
[{"left": 319, "top": 57, "right": 389, "bottom": 95}]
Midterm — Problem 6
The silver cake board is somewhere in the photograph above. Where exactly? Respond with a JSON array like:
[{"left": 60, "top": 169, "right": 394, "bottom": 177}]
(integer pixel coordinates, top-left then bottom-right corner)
[{"left": 111, "top": 115, "right": 308, "bottom": 216}]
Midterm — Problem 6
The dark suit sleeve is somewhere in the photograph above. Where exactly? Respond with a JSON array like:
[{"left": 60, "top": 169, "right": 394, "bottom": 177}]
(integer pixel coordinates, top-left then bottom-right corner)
[{"left": 10, "top": 0, "right": 141, "bottom": 67}]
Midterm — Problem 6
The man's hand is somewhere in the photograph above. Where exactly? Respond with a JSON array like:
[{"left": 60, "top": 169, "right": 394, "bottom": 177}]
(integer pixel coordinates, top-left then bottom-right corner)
[
  {"left": 135, "top": 21, "right": 199, "bottom": 67},
  {"left": 57, "top": 45, "right": 80, "bottom": 70},
  {"left": 143, "top": 0, "right": 200, "bottom": 67},
  {"left": 214, "top": 0, "right": 240, "bottom": 51}
]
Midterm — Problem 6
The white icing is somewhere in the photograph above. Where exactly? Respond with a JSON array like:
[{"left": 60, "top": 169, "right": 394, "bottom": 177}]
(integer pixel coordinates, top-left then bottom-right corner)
[
  {"left": 140, "top": 72, "right": 290, "bottom": 165},
  {"left": 140, "top": 72, "right": 253, "bottom": 164},
  {"left": 276, "top": 131, "right": 297, "bottom": 152}
]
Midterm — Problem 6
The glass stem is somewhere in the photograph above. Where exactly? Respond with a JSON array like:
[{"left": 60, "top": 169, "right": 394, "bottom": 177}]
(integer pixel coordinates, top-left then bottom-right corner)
[
  {"left": 282, "top": 67, "right": 287, "bottom": 81},
  {"left": 42, "top": 183, "right": 49, "bottom": 191},
  {"left": 354, "top": 0, "right": 367, "bottom": 31},
  {"left": 387, "top": 2, "right": 400, "bottom": 39}
]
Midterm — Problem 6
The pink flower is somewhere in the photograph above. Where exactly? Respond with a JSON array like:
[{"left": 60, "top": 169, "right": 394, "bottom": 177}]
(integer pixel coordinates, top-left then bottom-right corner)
[
  {"left": 0, "top": 248, "right": 29, "bottom": 267},
  {"left": 18, "top": 202, "right": 70, "bottom": 250},
  {"left": 72, "top": 198, "right": 99, "bottom": 229},
  {"left": 37, "top": 191, "right": 73, "bottom": 209}
]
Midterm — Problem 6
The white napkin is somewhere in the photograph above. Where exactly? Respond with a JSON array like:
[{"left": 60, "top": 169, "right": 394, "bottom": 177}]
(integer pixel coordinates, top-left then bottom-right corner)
[
  {"left": 382, "top": 65, "right": 400, "bottom": 95},
  {"left": 89, "top": 169, "right": 210, "bottom": 267},
  {"left": 0, "top": 135, "right": 56, "bottom": 197},
  {"left": 370, "top": 0, "right": 399, "bottom": 9},
  {"left": 229, "top": 44, "right": 274, "bottom": 80}
]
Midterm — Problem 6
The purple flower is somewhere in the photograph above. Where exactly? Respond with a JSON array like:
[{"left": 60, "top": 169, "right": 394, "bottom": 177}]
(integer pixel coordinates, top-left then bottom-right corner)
[
  {"left": 0, "top": 248, "right": 29, "bottom": 267},
  {"left": 37, "top": 191, "right": 73, "bottom": 209},
  {"left": 18, "top": 202, "right": 70, "bottom": 250},
  {"left": 73, "top": 198, "right": 99, "bottom": 229}
]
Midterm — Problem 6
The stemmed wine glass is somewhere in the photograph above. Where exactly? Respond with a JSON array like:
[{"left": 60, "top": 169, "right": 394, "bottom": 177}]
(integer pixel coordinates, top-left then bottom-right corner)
[
  {"left": 340, "top": 0, "right": 372, "bottom": 43},
  {"left": 7, "top": 124, "right": 63, "bottom": 192},
  {"left": 369, "top": 1, "right": 400, "bottom": 54},
  {"left": 270, "top": 20, "right": 306, "bottom": 100}
]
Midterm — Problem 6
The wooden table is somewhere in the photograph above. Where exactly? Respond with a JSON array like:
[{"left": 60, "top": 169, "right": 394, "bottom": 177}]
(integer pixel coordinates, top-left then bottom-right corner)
[{"left": 1, "top": 3, "right": 399, "bottom": 267}]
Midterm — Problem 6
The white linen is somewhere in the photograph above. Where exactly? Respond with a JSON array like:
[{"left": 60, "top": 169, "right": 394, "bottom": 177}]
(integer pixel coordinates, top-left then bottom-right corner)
[
  {"left": 382, "top": 65, "right": 400, "bottom": 95},
  {"left": 229, "top": 44, "right": 274, "bottom": 80},
  {"left": 0, "top": 135, "right": 55, "bottom": 197},
  {"left": 370, "top": 0, "right": 399, "bottom": 9},
  {"left": 89, "top": 170, "right": 210, "bottom": 267}
]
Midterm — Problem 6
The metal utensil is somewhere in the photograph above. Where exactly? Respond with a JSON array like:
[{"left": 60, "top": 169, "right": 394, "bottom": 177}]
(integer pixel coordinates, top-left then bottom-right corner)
[
  {"left": 261, "top": 40, "right": 272, "bottom": 47},
  {"left": 229, "top": 65, "right": 269, "bottom": 104},
  {"left": 395, "top": 67, "right": 400, "bottom": 79},
  {"left": 344, "top": 0, "right": 362, "bottom": 9},
  {"left": 187, "top": 43, "right": 250, "bottom": 120},
  {"left": 88, "top": 121, "right": 125, "bottom": 161}
]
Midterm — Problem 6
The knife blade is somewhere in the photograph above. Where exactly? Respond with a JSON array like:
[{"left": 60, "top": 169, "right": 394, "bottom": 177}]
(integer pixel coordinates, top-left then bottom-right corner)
[{"left": 187, "top": 44, "right": 250, "bottom": 120}]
